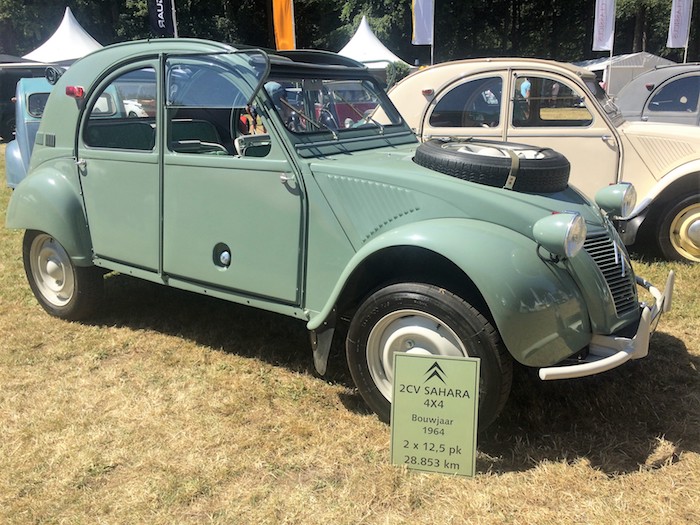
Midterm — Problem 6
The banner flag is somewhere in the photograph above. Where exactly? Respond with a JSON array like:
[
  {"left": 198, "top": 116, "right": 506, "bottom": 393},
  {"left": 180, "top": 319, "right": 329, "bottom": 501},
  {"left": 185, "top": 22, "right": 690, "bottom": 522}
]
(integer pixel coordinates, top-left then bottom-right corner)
[
  {"left": 412, "top": 0, "right": 434, "bottom": 45},
  {"left": 592, "top": 0, "right": 616, "bottom": 51},
  {"left": 148, "top": 0, "right": 176, "bottom": 38},
  {"left": 667, "top": 0, "right": 693, "bottom": 48},
  {"left": 273, "top": 0, "right": 296, "bottom": 50}
]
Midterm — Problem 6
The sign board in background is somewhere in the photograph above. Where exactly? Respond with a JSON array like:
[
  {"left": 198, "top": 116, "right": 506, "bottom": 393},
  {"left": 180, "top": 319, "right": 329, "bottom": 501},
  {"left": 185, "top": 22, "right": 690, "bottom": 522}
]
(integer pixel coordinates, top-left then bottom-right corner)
[{"left": 390, "top": 353, "right": 480, "bottom": 477}]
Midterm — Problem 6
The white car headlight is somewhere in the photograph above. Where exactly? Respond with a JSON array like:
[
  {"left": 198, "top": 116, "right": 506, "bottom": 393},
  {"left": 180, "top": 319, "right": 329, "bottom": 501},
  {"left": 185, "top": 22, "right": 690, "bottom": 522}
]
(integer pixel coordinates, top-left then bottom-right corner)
[
  {"left": 595, "top": 183, "right": 637, "bottom": 218},
  {"left": 533, "top": 212, "right": 587, "bottom": 259}
]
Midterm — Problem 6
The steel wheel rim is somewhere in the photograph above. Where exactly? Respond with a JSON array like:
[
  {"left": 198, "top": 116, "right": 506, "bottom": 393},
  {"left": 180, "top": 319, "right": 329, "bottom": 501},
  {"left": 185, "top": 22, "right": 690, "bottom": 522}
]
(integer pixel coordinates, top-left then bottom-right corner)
[
  {"left": 29, "top": 234, "right": 75, "bottom": 307},
  {"left": 446, "top": 142, "right": 546, "bottom": 160},
  {"left": 669, "top": 202, "right": 700, "bottom": 262},
  {"left": 366, "top": 309, "right": 467, "bottom": 400}
]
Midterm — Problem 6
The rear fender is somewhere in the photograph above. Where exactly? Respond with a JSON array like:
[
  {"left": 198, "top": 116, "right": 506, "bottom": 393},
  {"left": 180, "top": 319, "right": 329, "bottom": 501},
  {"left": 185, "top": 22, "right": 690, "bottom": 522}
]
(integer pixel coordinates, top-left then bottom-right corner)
[
  {"left": 6, "top": 165, "right": 93, "bottom": 265},
  {"left": 308, "top": 218, "right": 592, "bottom": 367}
]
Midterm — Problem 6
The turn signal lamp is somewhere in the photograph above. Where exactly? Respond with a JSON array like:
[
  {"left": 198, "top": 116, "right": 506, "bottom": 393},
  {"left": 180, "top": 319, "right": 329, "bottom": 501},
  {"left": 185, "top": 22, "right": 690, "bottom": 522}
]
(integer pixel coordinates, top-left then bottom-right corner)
[
  {"left": 534, "top": 212, "right": 587, "bottom": 259},
  {"left": 65, "top": 86, "right": 85, "bottom": 99},
  {"left": 595, "top": 183, "right": 636, "bottom": 218}
]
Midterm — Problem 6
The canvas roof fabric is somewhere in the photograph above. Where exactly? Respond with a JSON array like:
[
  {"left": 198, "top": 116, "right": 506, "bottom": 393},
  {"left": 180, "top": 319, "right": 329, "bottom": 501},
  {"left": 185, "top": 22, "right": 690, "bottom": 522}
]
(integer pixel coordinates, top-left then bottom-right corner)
[
  {"left": 22, "top": 7, "right": 102, "bottom": 64},
  {"left": 338, "top": 16, "right": 409, "bottom": 70},
  {"left": 573, "top": 52, "right": 675, "bottom": 96}
]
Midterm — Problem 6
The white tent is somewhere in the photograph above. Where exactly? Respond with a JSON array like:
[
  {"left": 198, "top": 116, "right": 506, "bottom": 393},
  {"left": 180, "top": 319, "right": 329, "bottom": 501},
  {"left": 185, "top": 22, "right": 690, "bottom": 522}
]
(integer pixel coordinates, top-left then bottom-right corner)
[
  {"left": 574, "top": 52, "right": 675, "bottom": 96},
  {"left": 22, "top": 7, "right": 102, "bottom": 64},
  {"left": 338, "top": 16, "right": 410, "bottom": 71}
]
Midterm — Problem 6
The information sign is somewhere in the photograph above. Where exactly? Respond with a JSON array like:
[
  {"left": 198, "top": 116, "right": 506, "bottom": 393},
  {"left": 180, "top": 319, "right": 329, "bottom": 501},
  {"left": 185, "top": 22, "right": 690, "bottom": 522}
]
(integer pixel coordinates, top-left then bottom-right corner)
[{"left": 390, "top": 353, "right": 479, "bottom": 477}]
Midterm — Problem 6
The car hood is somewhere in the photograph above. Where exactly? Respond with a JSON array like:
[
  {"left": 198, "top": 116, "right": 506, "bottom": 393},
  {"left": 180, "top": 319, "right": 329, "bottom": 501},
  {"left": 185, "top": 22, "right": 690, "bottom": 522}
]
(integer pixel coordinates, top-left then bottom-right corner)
[
  {"left": 309, "top": 145, "right": 609, "bottom": 246},
  {"left": 618, "top": 120, "right": 700, "bottom": 174}
]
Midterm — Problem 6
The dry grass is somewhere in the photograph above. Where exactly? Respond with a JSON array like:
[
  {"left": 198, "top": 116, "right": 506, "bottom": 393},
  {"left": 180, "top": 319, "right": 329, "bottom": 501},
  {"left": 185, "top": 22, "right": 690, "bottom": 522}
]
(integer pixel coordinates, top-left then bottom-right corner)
[{"left": 1, "top": 143, "right": 699, "bottom": 524}]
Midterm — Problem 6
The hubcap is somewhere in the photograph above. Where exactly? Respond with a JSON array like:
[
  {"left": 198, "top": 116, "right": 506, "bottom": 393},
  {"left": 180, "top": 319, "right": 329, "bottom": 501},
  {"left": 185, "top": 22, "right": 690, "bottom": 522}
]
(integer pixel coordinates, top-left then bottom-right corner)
[
  {"left": 451, "top": 142, "right": 546, "bottom": 160},
  {"left": 30, "top": 234, "right": 75, "bottom": 307},
  {"left": 366, "top": 309, "right": 467, "bottom": 400},
  {"left": 670, "top": 202, "right": 700, "bottom": 262}
]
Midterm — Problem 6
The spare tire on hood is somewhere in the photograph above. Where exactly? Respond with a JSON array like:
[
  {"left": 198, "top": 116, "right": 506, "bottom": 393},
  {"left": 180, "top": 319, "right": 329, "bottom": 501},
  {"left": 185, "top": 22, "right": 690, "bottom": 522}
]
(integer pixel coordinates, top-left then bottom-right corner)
[{"left": 414, "top": 138, "right": 570, "bottom": 193}]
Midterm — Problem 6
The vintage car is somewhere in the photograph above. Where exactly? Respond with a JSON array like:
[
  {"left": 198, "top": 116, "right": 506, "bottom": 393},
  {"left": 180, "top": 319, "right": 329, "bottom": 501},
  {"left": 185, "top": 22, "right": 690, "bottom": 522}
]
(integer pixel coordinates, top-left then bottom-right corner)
[
  {"left": 0, "top": 62, "right": 51, "bottom": 141},
  {"left": 614, "top": 63, "right": 700, "bottom": 126},
  {"left": 5, "top": 77, "right": 52, "bottom": 188},
  {"left": 388, "top": 58, "right": 700, "bottom": 263},
  {"left": 6, "top": 39, "right": 673, "bottom": 429}
]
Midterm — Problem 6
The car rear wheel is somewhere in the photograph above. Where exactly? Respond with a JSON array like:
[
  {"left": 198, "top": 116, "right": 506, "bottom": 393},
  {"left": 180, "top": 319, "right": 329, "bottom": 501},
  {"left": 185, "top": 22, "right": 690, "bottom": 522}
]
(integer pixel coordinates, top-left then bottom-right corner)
[
  {"left": 657, "top": 194, "right": 700, "bottom": 263},
  {"left": 23, "top": 230, "right": 103, "bottom": 320},
  {"left": 414, "top": 138, "right": 570, "bottom": 193},
  {"left": 346, "top": 283, "right": 512, "bottom": 430}
]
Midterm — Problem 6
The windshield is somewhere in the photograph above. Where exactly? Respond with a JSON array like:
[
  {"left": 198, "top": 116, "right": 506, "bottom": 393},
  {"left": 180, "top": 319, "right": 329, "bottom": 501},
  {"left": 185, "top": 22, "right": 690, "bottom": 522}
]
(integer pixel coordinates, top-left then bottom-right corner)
[
  {"left": 262, "top": 77, "right": 402, "bottom": 135},
  {"left": 584, "top": 78, "right": 623, "bottom": 124}
]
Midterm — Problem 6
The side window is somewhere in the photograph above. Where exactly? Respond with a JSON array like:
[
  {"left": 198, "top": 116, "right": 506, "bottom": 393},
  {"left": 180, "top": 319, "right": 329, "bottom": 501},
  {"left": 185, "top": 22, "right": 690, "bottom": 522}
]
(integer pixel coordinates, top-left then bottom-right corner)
[
  {"left": 166, "top": 60, "right": 252, "bottom": 156},
  {"left": 648, "top": 76, "right": 700, "bottom": 112},
  {"left": 84, "top": 68, "right": 156, "bottom": 151},
  {"left": 513, "top": 76, "right": 592, "bottom": 128},
  {"left": 429, "top": 77, "right": 502, "bottom": 127}
]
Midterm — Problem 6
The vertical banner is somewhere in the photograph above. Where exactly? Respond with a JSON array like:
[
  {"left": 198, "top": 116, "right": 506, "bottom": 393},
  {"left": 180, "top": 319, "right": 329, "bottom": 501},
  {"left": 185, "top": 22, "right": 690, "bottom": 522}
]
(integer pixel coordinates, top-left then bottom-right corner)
[
  {"left": 592, "top": 0, "right": 616, "bottom": 51},
  {"left": 412, "top": 0, "right": 435, "bottom": 45},
  {"left": 667, "top": 0, "right": 693, "bottom": 48},
  {"left": 273, "top": 0, "right": 296, "bottom": 50},
  {"left": 148, "top": 0, "right": 176, "bottom": 38}
]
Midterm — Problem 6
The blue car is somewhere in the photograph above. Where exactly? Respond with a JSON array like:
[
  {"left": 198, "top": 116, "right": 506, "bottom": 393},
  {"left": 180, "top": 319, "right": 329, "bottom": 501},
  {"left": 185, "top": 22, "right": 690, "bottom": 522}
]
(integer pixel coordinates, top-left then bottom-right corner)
[{"left": 5, "top": 77, "right": 52, "bottom": 188}]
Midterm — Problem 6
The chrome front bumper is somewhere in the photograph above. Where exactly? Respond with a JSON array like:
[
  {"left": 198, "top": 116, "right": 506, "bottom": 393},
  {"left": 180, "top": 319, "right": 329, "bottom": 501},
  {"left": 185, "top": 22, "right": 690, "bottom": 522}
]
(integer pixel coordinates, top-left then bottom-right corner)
[{"left": 539, "top": 271, "right": 675, "bottom": 381}]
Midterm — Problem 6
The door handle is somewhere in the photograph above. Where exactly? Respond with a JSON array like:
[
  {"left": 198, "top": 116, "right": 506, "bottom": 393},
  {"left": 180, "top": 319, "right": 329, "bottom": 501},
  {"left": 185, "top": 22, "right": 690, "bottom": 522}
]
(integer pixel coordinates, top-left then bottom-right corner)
[{"left": 279, "top": 173, "right": 295, "bottom": 183}]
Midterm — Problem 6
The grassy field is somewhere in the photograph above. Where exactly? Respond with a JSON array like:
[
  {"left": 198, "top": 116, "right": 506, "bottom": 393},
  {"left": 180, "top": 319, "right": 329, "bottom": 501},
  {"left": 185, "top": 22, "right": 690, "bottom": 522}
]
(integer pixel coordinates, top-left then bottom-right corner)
[{"left": 1, "top": 143, "right": 698, "bottom": 524}]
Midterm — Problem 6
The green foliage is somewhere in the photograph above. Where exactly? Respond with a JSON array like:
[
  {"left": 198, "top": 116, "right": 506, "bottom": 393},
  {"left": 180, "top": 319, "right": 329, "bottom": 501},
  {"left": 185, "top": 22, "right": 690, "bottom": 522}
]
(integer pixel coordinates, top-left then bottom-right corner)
[
  {"left": 385, "top": 61, "right": 410, "bottom": 88},
  {"left": 0, "top": 0, "right": 698, "bottom": 62}
]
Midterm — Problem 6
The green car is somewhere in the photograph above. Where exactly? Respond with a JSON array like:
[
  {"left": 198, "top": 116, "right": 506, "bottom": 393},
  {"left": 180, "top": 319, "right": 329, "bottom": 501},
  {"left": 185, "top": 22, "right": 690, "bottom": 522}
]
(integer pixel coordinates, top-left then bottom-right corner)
[{"left": 6, "top": 39, "right": 674, "bottom": 429}]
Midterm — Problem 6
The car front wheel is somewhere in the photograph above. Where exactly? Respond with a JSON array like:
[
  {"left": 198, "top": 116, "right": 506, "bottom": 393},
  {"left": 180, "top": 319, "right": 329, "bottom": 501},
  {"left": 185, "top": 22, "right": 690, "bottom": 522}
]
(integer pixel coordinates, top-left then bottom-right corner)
[
  {"left": 657, "top": 194, "right": 700, "bottom": 263},
  {"left": 346, "top": 283, "right": 512, "bottom": 430},
  {"left": 23, "top": 230, "right": 103, "bottom": 320}
]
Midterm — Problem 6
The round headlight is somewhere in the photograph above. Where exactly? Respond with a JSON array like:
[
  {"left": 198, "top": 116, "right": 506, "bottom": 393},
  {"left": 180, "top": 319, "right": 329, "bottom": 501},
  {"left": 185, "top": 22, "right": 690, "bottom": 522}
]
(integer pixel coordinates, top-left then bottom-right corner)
[
  {"left": 595, "top": 183, "right": 637, "bottom": 218},
  {"left": 533, "top": 212, "right": 587, "bottom": 259}
]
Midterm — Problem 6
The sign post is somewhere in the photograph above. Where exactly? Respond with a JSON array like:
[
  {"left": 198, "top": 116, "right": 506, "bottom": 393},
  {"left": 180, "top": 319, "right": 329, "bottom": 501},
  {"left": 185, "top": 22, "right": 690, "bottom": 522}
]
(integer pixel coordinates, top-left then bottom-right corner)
[{"left": 390, "top": 353, "right": 480, "bottom": 477}]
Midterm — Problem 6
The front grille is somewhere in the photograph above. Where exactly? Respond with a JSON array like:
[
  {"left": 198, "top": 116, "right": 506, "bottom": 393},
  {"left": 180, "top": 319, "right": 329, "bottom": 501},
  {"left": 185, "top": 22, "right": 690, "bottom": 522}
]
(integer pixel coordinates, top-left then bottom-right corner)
[{"left": 583, "top": 231, "right": 638, "bottom": 317}]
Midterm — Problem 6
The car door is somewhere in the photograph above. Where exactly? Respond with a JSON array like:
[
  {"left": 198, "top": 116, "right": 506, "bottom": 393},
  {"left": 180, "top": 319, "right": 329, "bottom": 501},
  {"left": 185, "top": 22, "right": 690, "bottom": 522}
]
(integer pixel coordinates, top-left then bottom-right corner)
[
  {"left": 641, "top": 74, "right": 700, "bottom": 126},
  {"left": 78, "top": 64, "right": 160, "bottom": 271},
  {"left": 503, "top": 72, "right": 620, "bottom": 197},
  {"left": 161, "top": 55, "right": 303, "bottom": 304}
]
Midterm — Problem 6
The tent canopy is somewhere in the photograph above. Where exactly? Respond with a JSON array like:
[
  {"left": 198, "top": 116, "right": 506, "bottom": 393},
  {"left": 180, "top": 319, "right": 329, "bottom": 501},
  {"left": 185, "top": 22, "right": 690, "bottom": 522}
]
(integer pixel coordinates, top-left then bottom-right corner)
[
  {"left": 574, "top": 52, "right": 675, "bottom": 96},
  {"left": 338, "top": 16, "right": 410, "bottom": 70},
  {"left": 22, "top": 7, "right": 102, "bottom": 64}
]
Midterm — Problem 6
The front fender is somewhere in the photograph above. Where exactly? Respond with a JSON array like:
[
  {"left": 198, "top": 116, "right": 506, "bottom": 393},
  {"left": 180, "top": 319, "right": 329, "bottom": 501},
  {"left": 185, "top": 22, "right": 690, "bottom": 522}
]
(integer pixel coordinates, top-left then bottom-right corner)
[
  {"left": 6, "top": 165, "right": 93, "bottom": 265},
  {"left": 308, "top": 218, "right": 592, "bottom": 367},
  {"left": 4, "top": 140, "right": 26, "bottom": 189},
  {"left": 629, "top": 159, "right": 700, "bottom": 218}
]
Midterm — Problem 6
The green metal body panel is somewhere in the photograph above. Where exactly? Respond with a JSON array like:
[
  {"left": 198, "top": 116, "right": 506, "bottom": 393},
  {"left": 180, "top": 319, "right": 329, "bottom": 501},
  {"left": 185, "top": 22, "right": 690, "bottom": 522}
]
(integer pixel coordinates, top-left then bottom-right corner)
[
  {"left": 6, "top": 159, "right": 93, "bottom": 265},
  {"left": 306, "top": 217, "right": 591, "bottom": 367}
]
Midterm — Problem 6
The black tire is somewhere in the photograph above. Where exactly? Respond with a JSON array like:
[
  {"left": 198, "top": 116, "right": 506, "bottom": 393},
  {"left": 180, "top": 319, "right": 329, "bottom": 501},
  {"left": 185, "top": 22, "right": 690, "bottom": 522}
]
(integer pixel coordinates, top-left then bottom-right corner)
[
  {"left": 23, "top": 230, "right": 104, "bottom": 320},
  {"left": 414, "top": 138, "right": 570, "bottom": 193},
  {"left": 656, "top": 194, "right": 700, "bottom": 263},
  {"left": 346, "top": 283, "right": 512, "bottom": 430}
]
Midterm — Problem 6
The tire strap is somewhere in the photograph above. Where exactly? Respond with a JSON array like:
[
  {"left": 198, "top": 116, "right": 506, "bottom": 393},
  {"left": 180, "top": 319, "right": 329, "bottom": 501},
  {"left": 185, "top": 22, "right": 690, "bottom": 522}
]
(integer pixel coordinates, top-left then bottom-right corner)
[{"left": 503, "top": 150, "right": 520, "bottom": 190}]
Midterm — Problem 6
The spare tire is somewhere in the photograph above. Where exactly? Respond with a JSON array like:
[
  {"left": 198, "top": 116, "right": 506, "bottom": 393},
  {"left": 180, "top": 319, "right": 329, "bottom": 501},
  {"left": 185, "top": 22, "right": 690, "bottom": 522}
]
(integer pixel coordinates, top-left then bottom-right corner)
[{"left": 414, "top": 138, "right": 570, "bottom": 193}]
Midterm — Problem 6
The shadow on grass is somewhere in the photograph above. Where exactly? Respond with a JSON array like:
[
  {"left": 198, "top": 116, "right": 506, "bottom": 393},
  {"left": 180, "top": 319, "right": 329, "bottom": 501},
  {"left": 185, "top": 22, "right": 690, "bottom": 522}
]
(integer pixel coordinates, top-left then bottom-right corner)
[{"left": 92, "top": 274, "right": 698, "bottom": 476}]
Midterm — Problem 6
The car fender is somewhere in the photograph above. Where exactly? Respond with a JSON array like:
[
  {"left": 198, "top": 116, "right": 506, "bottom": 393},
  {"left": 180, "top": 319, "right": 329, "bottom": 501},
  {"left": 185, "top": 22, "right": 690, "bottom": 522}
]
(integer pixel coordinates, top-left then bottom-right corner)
[
  {"left": 6, "top": 164, "right": 93, "bottom": 265},
  {"left": 628, "top": 159, "right": 700, "bottom": 218},
  {"left": 4, "top": 140, "right": 26, "bottom": 189},
  {"left": 308, "top": 218, "right": 592, "bottom": 367}
]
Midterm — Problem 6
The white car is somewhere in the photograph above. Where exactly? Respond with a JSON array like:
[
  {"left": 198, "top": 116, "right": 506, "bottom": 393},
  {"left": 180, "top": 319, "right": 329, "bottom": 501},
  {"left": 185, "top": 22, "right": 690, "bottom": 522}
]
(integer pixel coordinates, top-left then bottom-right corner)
[
  {"left": 123, "top": 99, "right": 148, "bottom": 117},
  {"left": 389, "top": 58, "right": 700, "bottom": 263}
]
